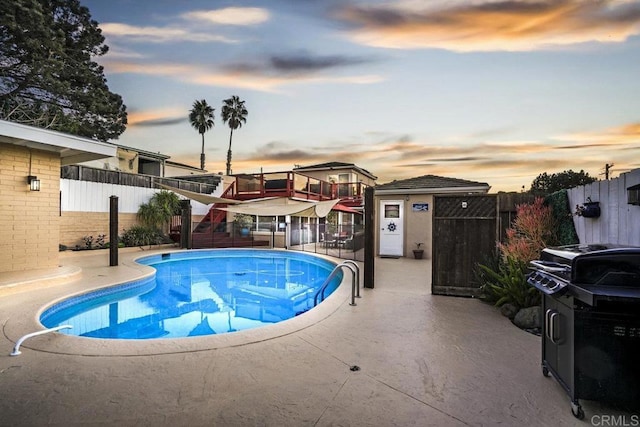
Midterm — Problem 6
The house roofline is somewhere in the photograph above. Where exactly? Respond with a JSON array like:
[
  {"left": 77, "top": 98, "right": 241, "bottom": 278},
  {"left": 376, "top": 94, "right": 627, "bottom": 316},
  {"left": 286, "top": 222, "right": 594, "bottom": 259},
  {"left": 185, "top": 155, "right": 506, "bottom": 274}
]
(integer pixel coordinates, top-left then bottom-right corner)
[
  {"left": 293, "top": 164, "right": 378, "bottom": 181},
  {"left": 0, "top": 119, "right": 116, "bottom": 164},
  {"left": 375, "top": 185, "right": 491, "bottom": 195}
]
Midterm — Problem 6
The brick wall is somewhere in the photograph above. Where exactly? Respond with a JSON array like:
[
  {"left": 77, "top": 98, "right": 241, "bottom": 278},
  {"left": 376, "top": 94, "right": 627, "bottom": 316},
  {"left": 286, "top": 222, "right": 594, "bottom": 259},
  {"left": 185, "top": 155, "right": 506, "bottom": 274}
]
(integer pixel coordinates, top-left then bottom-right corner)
[
  {"left": 59, "top": 213, "right": 206, "bottom": 248},
  {"left": 0, "top": 144, "right": 60, "bottom": 272},
  {"left": 60, "top": 212, "right": 138, "bottom": 249}
]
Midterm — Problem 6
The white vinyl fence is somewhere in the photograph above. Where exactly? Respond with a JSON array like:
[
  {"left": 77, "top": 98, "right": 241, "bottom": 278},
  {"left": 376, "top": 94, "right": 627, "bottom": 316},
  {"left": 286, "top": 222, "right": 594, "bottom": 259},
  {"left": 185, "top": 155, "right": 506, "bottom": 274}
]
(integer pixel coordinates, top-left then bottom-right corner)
[
  {"left": 61, "top": 179, "right": 212, "bottom": 215},
  {"left": 567, "top": 168, "right": 640, "bottom": 246}
]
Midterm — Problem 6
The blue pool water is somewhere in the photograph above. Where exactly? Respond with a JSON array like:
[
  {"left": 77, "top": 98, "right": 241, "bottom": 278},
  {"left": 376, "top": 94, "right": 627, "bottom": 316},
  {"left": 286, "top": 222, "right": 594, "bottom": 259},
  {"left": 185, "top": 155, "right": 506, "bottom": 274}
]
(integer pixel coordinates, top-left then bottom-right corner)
[{"left": 40, "top": 250, "right": 342, "bottom": 339}]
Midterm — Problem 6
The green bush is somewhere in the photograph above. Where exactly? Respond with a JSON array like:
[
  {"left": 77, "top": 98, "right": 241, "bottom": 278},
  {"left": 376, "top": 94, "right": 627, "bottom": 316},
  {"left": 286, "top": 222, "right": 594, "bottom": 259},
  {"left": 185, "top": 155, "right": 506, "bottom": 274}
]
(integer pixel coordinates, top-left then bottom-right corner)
[
  {"left": 544, "top": 190, "right": 579, "bottom": 246},
  {"left": 120, "top": 225, "right": 164, "bottom": 247},
  {"left": 478, "top": 257, "right": 540, "bottom": 309},
  {"left": 477, "top": 197, "right": 556, "bottom": 309},
  {"left": 137, "top": 190, "right": 182, "bottom": 232}
]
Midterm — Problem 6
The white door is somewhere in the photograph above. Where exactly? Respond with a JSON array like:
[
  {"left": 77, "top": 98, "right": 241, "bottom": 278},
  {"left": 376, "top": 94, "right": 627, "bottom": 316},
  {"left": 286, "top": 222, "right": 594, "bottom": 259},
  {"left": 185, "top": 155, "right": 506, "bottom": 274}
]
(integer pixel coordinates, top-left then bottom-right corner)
[{"left": 379, "top": 200, "right": 404, "bottom": 256}]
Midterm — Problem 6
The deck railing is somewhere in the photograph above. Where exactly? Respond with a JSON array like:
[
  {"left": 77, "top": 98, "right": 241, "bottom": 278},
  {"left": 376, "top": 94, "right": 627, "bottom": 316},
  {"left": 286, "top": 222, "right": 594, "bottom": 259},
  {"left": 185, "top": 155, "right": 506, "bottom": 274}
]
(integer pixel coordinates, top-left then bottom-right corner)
[{"left": 231, "top": 171, "right": 367, "bottom": 206}]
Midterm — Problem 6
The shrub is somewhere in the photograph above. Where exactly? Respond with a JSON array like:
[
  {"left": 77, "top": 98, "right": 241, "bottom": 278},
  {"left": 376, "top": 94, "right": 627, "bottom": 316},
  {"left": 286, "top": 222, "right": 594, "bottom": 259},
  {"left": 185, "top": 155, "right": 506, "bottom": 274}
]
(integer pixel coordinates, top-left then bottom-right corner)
[
  {"left": 478, "top": 257, "right": 540, "bottom": 308},
  {"left": 498, "top": 197, "right": 553, "bottom": 263},
  {"left": 478, "top": 197, "right": 553, "bottom": 309},
  {"left": 544, "top": 190, "right": 579, "bottom": 246},
  {"left": 120, "top": 225, "right": 164, "bottom": 247},
  {"left": 137, "top": 190, "right": 182, "bottom": 232}
]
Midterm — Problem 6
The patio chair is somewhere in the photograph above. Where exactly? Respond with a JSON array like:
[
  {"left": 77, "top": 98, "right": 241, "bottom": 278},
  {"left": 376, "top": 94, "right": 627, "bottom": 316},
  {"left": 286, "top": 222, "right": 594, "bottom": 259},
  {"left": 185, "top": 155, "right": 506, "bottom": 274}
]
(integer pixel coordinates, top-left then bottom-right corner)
[{"left": 323, "top": 233, "right": 338, "bottom": 248}]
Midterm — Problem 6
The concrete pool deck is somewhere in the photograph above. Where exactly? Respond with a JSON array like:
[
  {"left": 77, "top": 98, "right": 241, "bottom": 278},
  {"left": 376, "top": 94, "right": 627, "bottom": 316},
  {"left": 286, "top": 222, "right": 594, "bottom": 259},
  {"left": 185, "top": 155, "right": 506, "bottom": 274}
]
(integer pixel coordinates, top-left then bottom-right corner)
[{"left": 0, "top": 248, "right": 635, "bottom": 426}]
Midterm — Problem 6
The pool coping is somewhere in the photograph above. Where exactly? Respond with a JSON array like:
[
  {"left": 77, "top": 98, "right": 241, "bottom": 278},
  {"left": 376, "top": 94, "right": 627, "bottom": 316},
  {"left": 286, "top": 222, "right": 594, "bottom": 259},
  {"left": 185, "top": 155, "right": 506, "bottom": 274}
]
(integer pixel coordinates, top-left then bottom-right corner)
[{"left": 2, "top": 248, "right": 356, "bottom": 357}]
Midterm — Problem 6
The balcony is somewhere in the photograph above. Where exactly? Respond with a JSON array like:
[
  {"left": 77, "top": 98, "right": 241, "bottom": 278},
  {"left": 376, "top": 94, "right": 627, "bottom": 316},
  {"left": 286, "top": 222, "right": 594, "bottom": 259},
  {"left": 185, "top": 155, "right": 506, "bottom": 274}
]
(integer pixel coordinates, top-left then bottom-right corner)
[{"left": 229, "top": 172, "right": 367, "bottom": 207}]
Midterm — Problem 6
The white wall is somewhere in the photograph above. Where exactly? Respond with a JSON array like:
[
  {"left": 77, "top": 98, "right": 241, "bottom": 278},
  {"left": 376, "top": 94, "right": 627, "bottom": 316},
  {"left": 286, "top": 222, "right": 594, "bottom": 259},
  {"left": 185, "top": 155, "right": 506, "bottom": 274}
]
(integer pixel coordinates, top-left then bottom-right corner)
[
  {"left": 567, "top": 168, "right": 640, "bottom": 246},
  {"left": 61, "top": 179, "right": 212, "bottom": 215}
]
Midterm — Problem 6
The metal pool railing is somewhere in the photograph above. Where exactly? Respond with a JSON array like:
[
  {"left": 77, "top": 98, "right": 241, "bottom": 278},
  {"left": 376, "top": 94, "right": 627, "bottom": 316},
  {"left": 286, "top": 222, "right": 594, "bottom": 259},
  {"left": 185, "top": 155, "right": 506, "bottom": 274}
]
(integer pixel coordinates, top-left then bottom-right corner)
[
  {"left": 314, "top": 261, "right": 361, "bottom": 307},
  {"left": 10, "top": 325, "right": 73, "bottom": 356}
]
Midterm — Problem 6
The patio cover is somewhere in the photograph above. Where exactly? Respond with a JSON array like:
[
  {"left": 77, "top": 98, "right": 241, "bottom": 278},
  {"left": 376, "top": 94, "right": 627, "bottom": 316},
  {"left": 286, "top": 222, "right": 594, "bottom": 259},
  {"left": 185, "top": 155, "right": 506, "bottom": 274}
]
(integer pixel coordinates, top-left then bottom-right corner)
[
  {"left": 332, "top": 203, "right": 362, "bottom": 214},
  {"left": 157, "top": 183, "right": 241, "bottom": 205},
  {"left": 219, "top": 198, "right": 340, "bottom": 218}
]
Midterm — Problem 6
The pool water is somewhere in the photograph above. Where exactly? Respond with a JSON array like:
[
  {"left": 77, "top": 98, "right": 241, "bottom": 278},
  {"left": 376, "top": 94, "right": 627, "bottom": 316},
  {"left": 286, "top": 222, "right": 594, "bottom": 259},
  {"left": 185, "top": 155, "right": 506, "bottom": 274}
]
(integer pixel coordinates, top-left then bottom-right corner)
[{"left": 40, "top": 250, "right": 342, "bottom": 339}]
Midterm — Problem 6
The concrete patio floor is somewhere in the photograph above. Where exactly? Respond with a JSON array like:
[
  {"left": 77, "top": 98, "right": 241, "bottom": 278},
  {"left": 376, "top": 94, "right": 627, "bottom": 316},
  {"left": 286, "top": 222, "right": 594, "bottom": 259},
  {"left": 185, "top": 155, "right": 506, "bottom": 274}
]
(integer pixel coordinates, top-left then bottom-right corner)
[{"left": 0, "top": 248, "right": 635, "bottom": 426}]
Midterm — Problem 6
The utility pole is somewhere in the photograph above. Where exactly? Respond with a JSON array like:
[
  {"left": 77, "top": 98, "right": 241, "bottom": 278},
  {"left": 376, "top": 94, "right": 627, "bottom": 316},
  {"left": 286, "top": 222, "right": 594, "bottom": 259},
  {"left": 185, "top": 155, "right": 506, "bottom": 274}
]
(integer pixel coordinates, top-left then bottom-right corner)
[{"left": 604, "top": 163, "right": 614, "bottom": 180}]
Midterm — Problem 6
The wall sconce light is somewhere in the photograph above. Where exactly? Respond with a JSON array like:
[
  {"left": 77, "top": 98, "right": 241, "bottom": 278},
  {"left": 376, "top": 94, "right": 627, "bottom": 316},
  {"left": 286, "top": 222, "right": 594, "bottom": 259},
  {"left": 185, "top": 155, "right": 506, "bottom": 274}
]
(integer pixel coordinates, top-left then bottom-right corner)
[{"left": 27, "top": 175, "right": 40, "bottom": 191}]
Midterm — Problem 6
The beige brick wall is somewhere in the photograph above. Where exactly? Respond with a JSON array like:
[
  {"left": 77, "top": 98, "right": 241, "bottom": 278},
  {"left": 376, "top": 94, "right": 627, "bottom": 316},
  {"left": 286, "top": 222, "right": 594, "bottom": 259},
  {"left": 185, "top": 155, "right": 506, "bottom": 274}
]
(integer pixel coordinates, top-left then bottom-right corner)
[
  {"left": 60, "top": 213, "right": 206, "bottom": 248},
  {"left": 0, "top": 144, "right": 60, "bottom": 273},
  {"left": 60, "top": 212, "right": 139, "bottom": 249}
]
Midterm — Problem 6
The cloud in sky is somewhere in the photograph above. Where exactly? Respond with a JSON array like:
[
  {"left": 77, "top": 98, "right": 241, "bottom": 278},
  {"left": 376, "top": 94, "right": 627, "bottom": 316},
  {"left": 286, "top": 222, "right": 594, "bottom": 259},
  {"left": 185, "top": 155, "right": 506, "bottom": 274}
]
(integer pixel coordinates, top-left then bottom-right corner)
[
  {"left": 100, "top": 23, "right": 236, "bottom": 44},
  {"left": 105, "top": 53, "right": 383, "bottom": 92},
  {"left": 100, "top": 7, "right": 271, "bottom": 44},
  {"left": 336, "top": 0, "right": 640, "bottom": 51},
  {"left": 555, "top": 122, "right": 640, "bottom": 144},
  {"left": 182, "top": 7, "right": 270, "bottom": 26},
  {"left": 224, "top": 53, "right": 376, "bottom": 76},
  {"left": 228, "top": 121, "right": 639, "bottom": 187},
  {"left": 127, "top": 108, "right": 187, "bottom": 127}
]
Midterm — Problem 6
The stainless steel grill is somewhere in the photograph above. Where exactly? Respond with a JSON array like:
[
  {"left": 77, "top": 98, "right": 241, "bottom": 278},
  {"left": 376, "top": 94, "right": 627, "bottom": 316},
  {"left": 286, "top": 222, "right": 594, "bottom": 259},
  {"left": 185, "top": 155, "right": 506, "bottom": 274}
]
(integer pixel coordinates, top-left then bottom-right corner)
[{"left": 527, "top": 244, "right": 640, "bottom": 419}]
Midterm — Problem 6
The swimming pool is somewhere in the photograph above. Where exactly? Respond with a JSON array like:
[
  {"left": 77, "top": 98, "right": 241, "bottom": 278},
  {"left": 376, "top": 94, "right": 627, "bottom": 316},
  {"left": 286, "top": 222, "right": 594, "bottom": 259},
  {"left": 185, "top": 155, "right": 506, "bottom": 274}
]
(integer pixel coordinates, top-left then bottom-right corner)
[{"left": 40, "top": 250, "right": 342, "bottom": 339}]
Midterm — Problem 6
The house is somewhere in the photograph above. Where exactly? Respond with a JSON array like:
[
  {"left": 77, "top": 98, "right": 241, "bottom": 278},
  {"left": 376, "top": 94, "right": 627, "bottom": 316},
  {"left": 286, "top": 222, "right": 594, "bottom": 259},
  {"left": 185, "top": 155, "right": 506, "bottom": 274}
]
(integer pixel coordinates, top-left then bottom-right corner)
[
  {"left": 374, "top": 175, "right": 491, "bottom": 259},
  {"left": 0, "top": 119, "right": 115, "bottom": 273},
  {"left": 78, "top": 143, "right": 209, "bottom": 178},
  {"left": 190, "top": 162, "right": 378, "bottom": 249}
]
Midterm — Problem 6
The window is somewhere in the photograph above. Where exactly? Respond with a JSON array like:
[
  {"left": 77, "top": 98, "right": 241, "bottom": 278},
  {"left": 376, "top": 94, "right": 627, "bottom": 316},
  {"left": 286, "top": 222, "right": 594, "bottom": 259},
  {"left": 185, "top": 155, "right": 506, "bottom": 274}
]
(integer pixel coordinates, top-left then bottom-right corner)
[
  {"left": 257, "top": 216, "right": 286, "bottom": 231},
  {"left": 385, "top": 204, "right": 400, "bottom": 218}
]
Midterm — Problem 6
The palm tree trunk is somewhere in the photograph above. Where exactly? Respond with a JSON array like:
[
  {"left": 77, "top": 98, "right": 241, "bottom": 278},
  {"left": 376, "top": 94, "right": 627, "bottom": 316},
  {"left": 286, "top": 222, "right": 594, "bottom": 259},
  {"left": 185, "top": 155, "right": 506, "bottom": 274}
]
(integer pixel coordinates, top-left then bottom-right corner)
[
  {"left": 200, "top": 132, "right": 205, "bottom": 170},
  {"left": 226, "top": 128, "right": 234, "bottom": 175}
]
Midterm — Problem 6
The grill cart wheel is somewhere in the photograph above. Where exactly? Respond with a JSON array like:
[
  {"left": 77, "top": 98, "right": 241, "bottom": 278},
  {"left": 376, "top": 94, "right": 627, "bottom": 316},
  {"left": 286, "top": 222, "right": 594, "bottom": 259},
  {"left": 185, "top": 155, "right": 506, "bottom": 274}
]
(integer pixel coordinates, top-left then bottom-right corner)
[
  {"left": 571, "top": 402, "right": 584, "bottom": 420},
  {"left": 542, "top": 366, "right": 549, "bottom": 377}
]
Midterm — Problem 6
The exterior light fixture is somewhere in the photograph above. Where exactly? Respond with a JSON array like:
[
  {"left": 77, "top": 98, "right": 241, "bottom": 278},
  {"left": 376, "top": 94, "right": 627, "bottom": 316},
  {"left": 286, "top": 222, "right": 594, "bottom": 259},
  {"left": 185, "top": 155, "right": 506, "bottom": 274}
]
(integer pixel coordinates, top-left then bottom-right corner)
[
  {"left": 26, "top": 150, "right": 40, "bottom": 191},
  {"left": 27, "top": 175, "right": 40, "bottom": 191}
]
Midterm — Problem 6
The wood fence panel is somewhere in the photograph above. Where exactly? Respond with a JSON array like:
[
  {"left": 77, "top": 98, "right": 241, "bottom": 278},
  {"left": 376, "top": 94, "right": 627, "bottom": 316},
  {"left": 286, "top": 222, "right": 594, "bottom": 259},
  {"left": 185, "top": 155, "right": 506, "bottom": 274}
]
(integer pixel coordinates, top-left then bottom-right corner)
[
  {"left": 432, "top": 195, "right": 498, "bottom": 297},
  {"left": 568, "top": 169, "right": 640, "bottom": 246}
]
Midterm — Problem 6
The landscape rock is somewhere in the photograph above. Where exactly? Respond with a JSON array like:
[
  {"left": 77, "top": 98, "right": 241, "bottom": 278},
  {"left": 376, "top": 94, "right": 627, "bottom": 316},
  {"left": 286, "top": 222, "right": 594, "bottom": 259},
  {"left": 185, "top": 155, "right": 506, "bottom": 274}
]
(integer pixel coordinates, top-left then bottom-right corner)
[
  {"left": 513, "top": 306, "right": 541, "bottom": 330},
  {"left": 500, "top": 303, "right": 519, "bottom": 319}
]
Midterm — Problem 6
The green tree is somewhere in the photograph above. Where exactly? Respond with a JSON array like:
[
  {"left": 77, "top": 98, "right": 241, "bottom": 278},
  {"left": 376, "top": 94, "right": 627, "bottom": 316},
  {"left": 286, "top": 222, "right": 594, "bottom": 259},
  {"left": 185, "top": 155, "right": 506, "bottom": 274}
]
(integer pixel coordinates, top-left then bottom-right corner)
[
  {"left": 221, "top": 95, "right": 248, "bottom": 175},
  {"left": 137, "top": 190, "right": 181, "bottom": 233},
  {"left": 188, "top": 99, "right": 214, "bottom": 170},
  {"left": 529, "top": 169, "right": 597, "bottom": 196},
  {"left": 0, "top": 0, "right": 127, "bottom": 140}
]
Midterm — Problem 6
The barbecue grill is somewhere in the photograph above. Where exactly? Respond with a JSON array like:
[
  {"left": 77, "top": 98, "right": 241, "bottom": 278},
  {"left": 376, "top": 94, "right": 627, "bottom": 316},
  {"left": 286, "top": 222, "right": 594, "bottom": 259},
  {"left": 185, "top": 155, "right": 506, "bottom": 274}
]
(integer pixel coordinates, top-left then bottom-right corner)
[{"left": 527, "top": 244, "right": 640, "bottom": 419}]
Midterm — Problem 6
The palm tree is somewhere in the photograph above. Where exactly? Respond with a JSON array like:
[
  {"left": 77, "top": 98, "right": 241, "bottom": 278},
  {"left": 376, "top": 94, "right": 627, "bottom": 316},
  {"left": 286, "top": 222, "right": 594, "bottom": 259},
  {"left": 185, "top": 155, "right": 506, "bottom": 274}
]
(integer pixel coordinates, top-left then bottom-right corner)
[
  {"left": 188, "top": 99, "right": 215, "bottom": 170},
  {"left": 221, "top": 95, "right": 248, "bottom": 175}
]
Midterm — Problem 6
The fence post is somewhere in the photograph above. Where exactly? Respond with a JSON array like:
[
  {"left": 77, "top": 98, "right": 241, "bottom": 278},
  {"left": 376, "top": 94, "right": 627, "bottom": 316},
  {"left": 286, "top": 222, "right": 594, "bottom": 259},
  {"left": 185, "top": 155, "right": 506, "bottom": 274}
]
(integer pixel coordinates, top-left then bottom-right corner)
[
  {"left": 364, "top": 187, "right": 375, "bottom": 288},
  {"left": 180, "top": 200, "right": 192, "bottom": 249},
  {"left": 109, "top": 196, "right": 118, "bottom": 266}
]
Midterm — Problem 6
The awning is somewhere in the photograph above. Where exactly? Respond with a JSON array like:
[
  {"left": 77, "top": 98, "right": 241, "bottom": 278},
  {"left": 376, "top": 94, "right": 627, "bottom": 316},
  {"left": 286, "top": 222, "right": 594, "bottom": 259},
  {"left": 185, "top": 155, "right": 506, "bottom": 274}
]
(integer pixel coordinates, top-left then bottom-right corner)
[
  {"left": 332, "top": 203, "right": 362, "bottom": 214},
  {"left": 219, "top": 198, "right": 340, "bottom": 218},
  {"left": 157, "top": 183, "right": 240, "bottom": 205}
]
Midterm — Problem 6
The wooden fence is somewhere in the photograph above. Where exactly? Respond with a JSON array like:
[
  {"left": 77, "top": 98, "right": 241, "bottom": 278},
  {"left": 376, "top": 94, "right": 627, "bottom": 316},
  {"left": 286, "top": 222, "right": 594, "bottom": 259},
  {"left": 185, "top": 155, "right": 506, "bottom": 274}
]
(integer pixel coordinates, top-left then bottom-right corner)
[
  {"left": 61, "top": 165, "right": 218, "bottom": 194},
  {"left": 567, "top": 168, "right": 640, "bottom": 246}
]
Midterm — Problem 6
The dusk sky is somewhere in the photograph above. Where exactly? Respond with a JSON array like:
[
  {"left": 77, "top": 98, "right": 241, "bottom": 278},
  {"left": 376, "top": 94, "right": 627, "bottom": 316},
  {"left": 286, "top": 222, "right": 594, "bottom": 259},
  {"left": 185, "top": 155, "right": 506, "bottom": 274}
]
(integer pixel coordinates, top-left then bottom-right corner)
[{"left": 83, "top": 0, "right": 640, "bottom": 191}]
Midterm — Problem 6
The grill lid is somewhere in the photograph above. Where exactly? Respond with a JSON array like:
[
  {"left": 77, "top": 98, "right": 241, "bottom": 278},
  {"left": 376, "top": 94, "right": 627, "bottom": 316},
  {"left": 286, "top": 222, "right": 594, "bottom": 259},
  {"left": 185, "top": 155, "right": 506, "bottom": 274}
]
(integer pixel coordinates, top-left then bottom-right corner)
[{"left": 529, "top": 245, "right": 640, "bottom": 304}]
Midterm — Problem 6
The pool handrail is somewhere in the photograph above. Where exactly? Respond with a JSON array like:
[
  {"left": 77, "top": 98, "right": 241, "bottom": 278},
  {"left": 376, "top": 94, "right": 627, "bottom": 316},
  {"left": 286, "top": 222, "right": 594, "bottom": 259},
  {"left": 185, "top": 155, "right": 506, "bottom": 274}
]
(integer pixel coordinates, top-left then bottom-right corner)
[
  {"left": 314, "top": 262, "right": 359, "bottom": 307},
  {"left": 10, "top": 325, "right": 73, "bottom": 356},
  {"left": 341, "top": 260, "right": 361, "bottom": 298}
]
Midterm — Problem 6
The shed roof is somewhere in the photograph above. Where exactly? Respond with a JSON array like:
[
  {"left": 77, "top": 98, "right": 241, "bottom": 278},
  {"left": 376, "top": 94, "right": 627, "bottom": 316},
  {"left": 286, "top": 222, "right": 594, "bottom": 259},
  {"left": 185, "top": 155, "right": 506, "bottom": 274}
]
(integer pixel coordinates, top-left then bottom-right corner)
[{"left": 375, "top": 175, "right": 490, "bottom": 194}]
